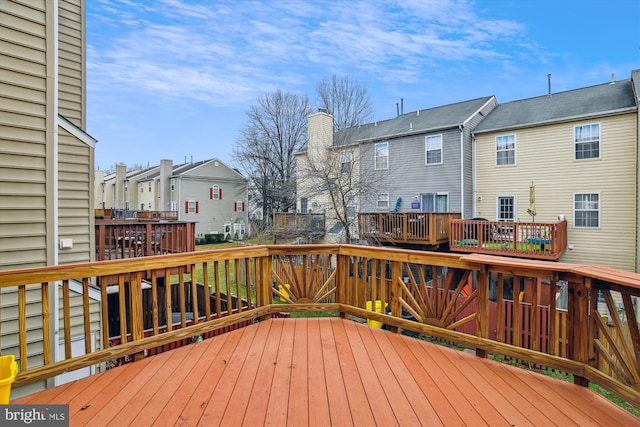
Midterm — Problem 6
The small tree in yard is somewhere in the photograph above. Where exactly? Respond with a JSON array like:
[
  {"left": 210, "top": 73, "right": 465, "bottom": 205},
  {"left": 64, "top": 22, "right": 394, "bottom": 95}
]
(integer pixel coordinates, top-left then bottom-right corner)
[
  {"left": 297, "top": 74, "right": 389, "bottom": 243},
  {"left": 232, "top": 89, "right": 312, "bottom": 224}
]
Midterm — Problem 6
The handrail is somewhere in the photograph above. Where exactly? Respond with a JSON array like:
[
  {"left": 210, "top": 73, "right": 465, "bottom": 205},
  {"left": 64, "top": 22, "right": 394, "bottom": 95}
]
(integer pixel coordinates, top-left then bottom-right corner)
[{"left": 0, "top": 244, "right": 638, "bottom": 406}]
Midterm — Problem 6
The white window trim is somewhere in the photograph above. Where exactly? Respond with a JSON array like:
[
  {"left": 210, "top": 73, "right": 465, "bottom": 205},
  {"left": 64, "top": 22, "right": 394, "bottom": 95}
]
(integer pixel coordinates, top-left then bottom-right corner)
[
  {"left": 425, "top": 134, "right": 443, "bottom": 165},
  {"left": 212, "top": 184, "right": 220, "bottom": 200},
  {"left": 377, "top": 192, "right": 389, "bottom": 210},
  {"left": 496, "top": 134, "right": 516, "bottom": 167},
  {"left": 496, "top": 194, "right": 517, "bottom": 221},
  {"left": 375, "top": 142, "right": 389, "bottom": 170},
  {"left": 573, "top": 192, "right": 601, "bottom": 229},
  {"left": 188, "top": 200, "right": 196, "bottom": 213},
  {"left": 574, "top": 123, "right": 601, "bottom": 161}
]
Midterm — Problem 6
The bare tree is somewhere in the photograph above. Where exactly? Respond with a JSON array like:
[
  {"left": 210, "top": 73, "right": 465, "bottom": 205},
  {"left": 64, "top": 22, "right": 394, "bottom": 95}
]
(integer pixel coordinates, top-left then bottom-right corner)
[
  {"left": 298, "top": 76, "right": 385, "bottom": 243},
  {"left": 232, "top": 89, "right": 312, "bottom": 223},
  {"left": 316, "top": 74, "right": 374, "bottom": 133}
]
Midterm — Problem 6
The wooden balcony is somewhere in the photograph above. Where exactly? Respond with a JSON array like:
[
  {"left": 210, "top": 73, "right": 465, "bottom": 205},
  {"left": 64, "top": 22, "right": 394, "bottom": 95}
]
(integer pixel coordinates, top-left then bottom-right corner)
[
  {"left": 2, "top": 245, "right": 639, "bottom": 423},
  {"left": 450, "top": 219, "right": 568, "bottom": 261},
  {"left": 272, "top": 212, "right": 326, "bottom": 238},
  {"left": 95, "top": 220, "right": 195, "bottom": 262},
  {"left": 358, "top": 212, "right": 462, "bottom": 246},
  {"left": 95, "top": 209, "right": 179, "bottom": 221}
]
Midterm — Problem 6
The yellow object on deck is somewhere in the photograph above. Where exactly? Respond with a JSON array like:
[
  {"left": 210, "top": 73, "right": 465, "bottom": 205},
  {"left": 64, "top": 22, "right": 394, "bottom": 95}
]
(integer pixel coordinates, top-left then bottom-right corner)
[
  {"left": 278, "top": 284, "right": 291, "bottom": 300},
  {"left": 0, "top": 354, "right": 17, "bottom": 404},
  {"left": 366, "top": 300, "right": 388, "bottom": 328}
]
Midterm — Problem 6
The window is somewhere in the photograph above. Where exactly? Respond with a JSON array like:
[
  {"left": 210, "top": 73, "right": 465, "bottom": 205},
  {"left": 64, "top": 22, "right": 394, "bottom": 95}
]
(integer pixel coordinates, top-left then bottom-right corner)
[
  {"left": 341, "top": 150, "right": 352, "bottom": 173},
  {"left": 148, "top": 182, "right": 152, "bottom": 192},
  {"left": 497, "top": 195, "right": 516, "bottom": 221},
  {"left": 375, "top": 142, "right": 388, "bottom": 170},
  {"left": 496, "top": 134, "right": 515, "bottom": 166},
  {"left": 171, "top": 201, "right": 178, "bottom": 212},
  {"left": 425, "top": 135, "right": 443, "bottom": 165},
  {"left": 377, "top": 193, "right": 389, "bottom": 209},
  {"left": 140, "top": 203, "right": 145, "bottom": 210},
  {"left": 300, "top": 197, "right": 308, "bottom": 213},
  {"left": 148, "top": 203, "right": 152, "bottom": 210},
  {"left": 422, "top": 193, "right": 448, "bottom": 212},
  {"left": 140, "top": 184, "right": 144, "bottom": 193},
  {"left": 124, "top": 201, "right": 130, "bottom": 210},
  {"left": 234, "top": 201, "right": 245, "bottom": 212},
  {"left": 575, "top": 123, "right": 600, "bottom": 160},
  {"left": 171, "top": 179, "right": 175, "bottom": 191},
  {"left": 186, "top": 200, "right": 198, "bottom": 214},
  {"left": 124, "top": 181, "right": 129, "bottom": 192},
  {"left": 574, "top": 193, "right": 599, "bottom": 227},
  {"left": 210, "top": 185, "right": 222, "bottom": 200}
]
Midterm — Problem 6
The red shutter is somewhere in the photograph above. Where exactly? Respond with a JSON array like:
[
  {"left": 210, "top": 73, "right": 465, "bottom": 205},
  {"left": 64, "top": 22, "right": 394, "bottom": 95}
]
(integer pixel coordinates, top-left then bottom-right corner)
[
  {"left": 219, "top": 188, "right": 222, "bottom": 199},
  {"left": 185, "top": 201, "right": 189, "bottom": 213},
  {"left": 210, "top": 187, "right": 213, "bottom": 199},
  {"left": 196, "top": 201, "right": 199, "bottom": 213},
  {"left": 242, "top": 202, "right": 245, "bottom": 212}
]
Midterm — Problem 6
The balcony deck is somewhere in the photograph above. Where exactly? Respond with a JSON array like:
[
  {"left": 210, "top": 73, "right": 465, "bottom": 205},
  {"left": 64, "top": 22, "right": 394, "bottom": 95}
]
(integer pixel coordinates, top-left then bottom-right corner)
[
  {"left": 358, "top": 212, "right": 461, "bottom": 246},
  {"left": 12, "top": 317, "right": 636, "bottom": 426}
]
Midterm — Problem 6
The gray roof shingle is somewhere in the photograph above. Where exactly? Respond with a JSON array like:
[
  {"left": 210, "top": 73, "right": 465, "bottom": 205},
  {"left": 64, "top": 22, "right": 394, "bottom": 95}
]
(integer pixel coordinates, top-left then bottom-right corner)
[{"left": 474, "top": 78, "right": 637, "bottom": 134}]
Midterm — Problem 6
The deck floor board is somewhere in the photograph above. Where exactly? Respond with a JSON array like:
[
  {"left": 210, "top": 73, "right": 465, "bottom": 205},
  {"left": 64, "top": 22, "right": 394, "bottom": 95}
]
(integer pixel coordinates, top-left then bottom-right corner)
[{"left": 12, "top": 318, "right": 640, "bottom": 426}]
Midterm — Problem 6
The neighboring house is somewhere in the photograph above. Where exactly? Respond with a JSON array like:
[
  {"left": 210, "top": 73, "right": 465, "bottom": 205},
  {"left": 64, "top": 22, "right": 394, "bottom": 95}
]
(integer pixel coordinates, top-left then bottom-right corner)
[
  {"left": 356, "top": 97, "right": 497, "bottom": 218},
  {"left": 473, "top": 71, "right": 639, "bottom": 271},
  {"left": 96, "top": 159, "right": 250, "bottom": 239},
  {"left": 1, "top": 0, "right": 101, "bottom": 397}
]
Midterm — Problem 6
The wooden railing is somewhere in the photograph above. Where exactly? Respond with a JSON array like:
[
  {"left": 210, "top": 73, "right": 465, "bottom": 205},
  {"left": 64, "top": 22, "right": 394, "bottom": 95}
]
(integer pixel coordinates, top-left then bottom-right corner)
[
  {"left": 95, "top": 220, "right": 195, "bottom": 262},
  {"left": 358, "top": 212, "right": 461, "bottom": 245},
  {"left": 272, "top": 212, "right": 326, "bottom": 237},
  {"left": 0, "top": 244, "right": 638, "bottom": 407},
  {"left": 95, "top": 209, "right": 178, "bottom": 220},
  {"left": 450, "top": 219, "right": 568, "bottom": 260}
]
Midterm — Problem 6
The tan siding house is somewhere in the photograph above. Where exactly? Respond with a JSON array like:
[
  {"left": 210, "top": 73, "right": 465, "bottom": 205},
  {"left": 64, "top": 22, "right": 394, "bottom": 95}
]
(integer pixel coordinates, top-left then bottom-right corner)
[
  {"left": 474, "top": 74, "right": 638, "bottom": 271},
  {"left": 1, "top": 0, "right": 100, "bottom": 398}
]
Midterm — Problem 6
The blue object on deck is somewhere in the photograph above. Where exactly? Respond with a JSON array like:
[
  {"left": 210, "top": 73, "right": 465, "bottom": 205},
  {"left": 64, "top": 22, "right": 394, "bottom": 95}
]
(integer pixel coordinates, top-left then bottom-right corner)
[
  {"left": 527, "top": 237, "right": 550, "bottom": 245},
  {"left": 391, "top": 197, "right": 402, "bottom": 212}
]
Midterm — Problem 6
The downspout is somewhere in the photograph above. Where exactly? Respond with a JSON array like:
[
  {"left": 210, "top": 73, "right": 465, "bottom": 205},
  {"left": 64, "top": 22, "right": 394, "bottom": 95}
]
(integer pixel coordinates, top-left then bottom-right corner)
[
  {"left": 459, "top": 125, "right": 464, "bottom": 217},
  {"left": 49, "top": 0, "right": 61, "bottom": 386},
  {"left": 472, "top": 133, "right": 477, "bottom": 217}
]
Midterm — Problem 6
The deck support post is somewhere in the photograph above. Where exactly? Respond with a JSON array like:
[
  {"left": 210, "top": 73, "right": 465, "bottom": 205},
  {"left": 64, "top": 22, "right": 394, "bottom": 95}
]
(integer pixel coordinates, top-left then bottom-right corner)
[
  {"left": 476, "top": 265, "right": 489, "bottom": 358},
  {"left": 389, "top": 260, "right": 402, "bottom": 333},
  {"left": 130, "top": 272, "right": 145, "bottom": 361},
  {"left": 258, "top": 255, "right": 272, "bottom": 321},
  {"left": 567, "top": 275, "right": 589, "bottom": 387}
]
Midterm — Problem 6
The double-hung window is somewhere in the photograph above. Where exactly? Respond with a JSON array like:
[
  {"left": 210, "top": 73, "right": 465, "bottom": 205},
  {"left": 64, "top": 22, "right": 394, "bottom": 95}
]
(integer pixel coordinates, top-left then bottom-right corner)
[
  {"left": 574, "top": 123, "right": 600, "bottom": 160},
  {"left": 574, "top": 193, "right": 599, "bottom": 227},
  {"left": 340, "top": 150, "right": 352, "bottom": 173},
  {"left": 497, "top": 195, "right": 516, "bottom": 221},
  {"left": 425, "top": 135, "right": 443, "bottom": 165},
  {"left": 375, "top": 142, "right": 388, "bottom": 170},
  {"left": 377, "top": 193, "right": 389, "bottom": 209},
  {"left": 496, "top": 134, "right": 515, "bottom": 166}
]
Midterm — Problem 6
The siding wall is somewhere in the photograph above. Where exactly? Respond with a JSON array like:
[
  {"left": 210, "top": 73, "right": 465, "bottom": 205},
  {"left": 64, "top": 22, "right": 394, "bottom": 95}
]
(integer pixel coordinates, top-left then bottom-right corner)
[
  {"left": 178, "top": 161, "right": 249, "bottom": 236},
  {"left": 358, "top": 129, "right": 463, "bottom": 213},
  {"left": 0, "top": 0, "right": 49, "bottom": 269},
  {"left": 58, "top": 126, "right": 92, "bottom": 264},
  {"left": 57, "top": 0, "right": 84, "bottom": 128},
  {"left": 475, "top": 113, "right": 637, "bottom": 271}
]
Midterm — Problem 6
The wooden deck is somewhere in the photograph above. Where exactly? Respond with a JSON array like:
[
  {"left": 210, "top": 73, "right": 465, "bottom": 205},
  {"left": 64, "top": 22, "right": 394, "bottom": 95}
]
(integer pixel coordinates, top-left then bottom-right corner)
[{"left": 13, "top": 318, "right": 638, "bottom": 426}]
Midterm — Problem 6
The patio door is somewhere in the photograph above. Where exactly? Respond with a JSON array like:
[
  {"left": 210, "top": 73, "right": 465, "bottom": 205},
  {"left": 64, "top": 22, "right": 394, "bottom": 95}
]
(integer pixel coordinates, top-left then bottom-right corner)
[{"left": 421, "top": 193, "right": 448, "bottom": 212}]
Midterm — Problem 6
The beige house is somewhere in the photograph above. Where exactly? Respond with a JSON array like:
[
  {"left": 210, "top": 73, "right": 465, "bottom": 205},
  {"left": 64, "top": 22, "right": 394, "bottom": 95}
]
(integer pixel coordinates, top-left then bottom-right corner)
[
  {"left": 473, "top": 71, "right": 639, "bottom": 271},
  {"left": 1, "top": 0, "right": 101, "bottom": 397},
  {"left": 95, "top": 158, "right": 249, "bottom": 239}
]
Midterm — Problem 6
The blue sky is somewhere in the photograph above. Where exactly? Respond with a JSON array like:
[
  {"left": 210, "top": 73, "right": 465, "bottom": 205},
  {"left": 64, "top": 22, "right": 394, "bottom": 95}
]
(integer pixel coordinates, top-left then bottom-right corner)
[{"left": 87, "top": 0, "right": 640, "bottom": 171}]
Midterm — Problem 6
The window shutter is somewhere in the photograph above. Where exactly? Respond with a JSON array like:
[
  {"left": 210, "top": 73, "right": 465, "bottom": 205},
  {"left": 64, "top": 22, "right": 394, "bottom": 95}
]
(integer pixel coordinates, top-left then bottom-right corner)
[
  {"left": 219, "top": 188, "right": 222, "bottom": 199},
  {"left": 185, "top": 201, "right": 189, "bottom": 213},
  {"left": 196, "top": 201, "right": 199, "bottom": 213},
  {"left": 210, "top": 187, "right": 213, "bottom": 199},
  {"left": 242, "top": 202, "right": 245, "bottom": 212}
]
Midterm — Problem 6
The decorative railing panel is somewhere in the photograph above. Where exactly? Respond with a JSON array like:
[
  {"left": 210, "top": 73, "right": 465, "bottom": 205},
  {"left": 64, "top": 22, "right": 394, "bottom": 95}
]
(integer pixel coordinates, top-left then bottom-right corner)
[{"left": 0, "top": 244, "right": 638, "bottom": 406}]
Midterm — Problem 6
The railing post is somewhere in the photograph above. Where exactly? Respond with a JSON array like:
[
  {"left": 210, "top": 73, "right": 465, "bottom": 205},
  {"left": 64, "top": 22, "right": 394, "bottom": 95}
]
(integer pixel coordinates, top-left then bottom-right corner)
[
  {"left": 475, "top": 265, "right": 490, "bottom": 358},
  {"left": 337, "top": 252, "right": 349, "bottom": 319},
  {"left": 130, "top": 271, "right": 145, "bottom": 361},
  {"left": 389, "top": 260, "right": 402, "bottom": 333},
  {"left": 566, "top": 275, "right": 590, "bottom": 386}
]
